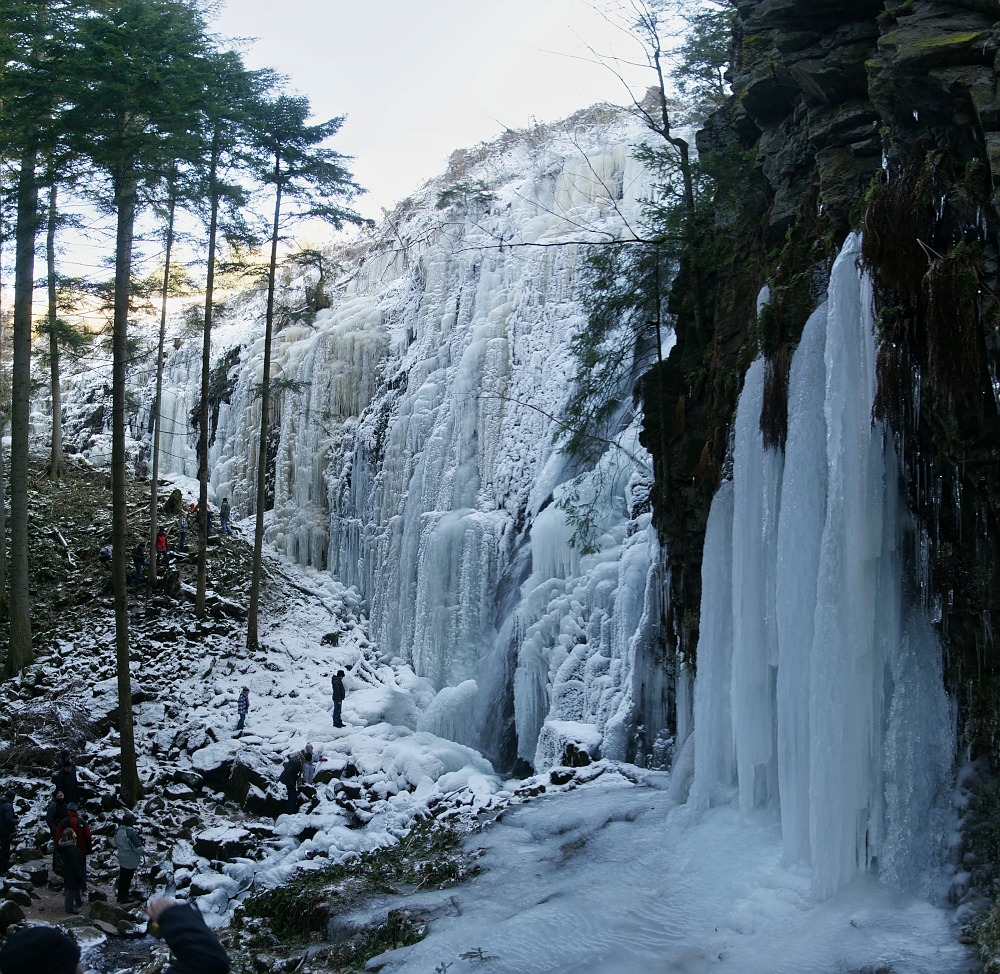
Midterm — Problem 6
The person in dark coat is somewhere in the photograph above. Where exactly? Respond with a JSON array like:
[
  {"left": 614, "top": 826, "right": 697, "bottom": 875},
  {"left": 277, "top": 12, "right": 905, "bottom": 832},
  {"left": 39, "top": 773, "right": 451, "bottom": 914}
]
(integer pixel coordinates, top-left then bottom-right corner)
[
  {"left": 331, "top": 670, "right": 346, "bottom": 728},
  {"left": 219, "top": 497, "right": 231, "bottom": 535},
  {"left": 147, "top": 898, "right": 231, "bottom": 974},
  {"left": 0, "top": 791, "right": 17, "bottom": 872},
  {"left": 0, "top": 925, "right": 81, "bottom": 974},
  {"left": 53, "top": 753, "right": 80, "bottom": 805},
  {"left": 46, "top": 790, "right": 69, "bottom": 875},
  {"left": 278, "top": 754, "right": 302, "bottom": 814},
  {"left": 58, "top": 827, "right": 86, "bottom": 914}
]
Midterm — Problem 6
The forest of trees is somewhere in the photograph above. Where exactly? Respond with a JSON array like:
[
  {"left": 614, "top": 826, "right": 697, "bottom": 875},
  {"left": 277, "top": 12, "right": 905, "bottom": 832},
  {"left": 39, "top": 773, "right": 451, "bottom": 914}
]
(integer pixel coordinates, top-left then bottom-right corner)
[{"left": 0, "top": 0, "right": 363, "bottom": 803}]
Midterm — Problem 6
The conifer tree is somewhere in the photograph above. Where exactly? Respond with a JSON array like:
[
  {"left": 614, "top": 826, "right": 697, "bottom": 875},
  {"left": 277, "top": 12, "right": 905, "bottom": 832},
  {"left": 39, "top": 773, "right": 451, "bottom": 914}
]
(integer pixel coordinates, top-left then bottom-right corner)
[
  {"left": 65, "top": 0, "right": 214, "bottom": 801},
  {"left": 0, "top": 0, "right": 76, "bottom": 676},
  {"left": 245, "top": 95, "right": 364, "bottom": 650},
  {"left": 189, "top": 52, "right": 274, "bottom": 619}
]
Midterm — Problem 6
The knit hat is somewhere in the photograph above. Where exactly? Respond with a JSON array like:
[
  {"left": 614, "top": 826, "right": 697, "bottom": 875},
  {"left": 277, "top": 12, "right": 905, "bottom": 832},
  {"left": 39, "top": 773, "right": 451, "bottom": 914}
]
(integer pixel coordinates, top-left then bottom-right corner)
[
  {"left": 66, "top": 802, "right": 78, "bottom": 812},
  {"left": 0, "top": 926, "right": 81, "bottom": 974}
]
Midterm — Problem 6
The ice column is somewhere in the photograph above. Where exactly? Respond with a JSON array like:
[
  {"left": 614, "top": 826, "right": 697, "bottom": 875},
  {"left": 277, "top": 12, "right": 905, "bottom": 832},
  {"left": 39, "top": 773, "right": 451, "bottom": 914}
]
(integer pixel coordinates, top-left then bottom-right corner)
[{"left": 693, "top": 233, "right": 954, "bottom": 899}]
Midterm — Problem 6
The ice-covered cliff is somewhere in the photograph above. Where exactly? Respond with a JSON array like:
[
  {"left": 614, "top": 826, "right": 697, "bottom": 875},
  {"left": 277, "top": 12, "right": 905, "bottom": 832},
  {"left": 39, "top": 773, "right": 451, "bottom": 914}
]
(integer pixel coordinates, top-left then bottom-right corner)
[{"left": 125, "top": 106, "right": 669, "bottom": 774}]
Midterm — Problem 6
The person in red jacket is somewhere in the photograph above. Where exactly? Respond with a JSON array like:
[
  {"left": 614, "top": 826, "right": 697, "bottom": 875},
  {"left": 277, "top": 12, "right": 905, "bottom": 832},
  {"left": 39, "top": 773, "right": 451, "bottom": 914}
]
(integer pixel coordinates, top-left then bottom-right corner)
[
  {"left": 156, "top": 527, "right": 169, "bottom": 568},
  {"left": 55, "top": 802, "right": 93, "bottom": 895}
]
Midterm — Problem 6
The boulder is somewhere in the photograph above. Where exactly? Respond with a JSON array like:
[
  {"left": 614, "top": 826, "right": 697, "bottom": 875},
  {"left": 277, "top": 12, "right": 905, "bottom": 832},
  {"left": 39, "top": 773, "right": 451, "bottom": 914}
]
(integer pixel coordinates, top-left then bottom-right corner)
[
  {"left": 193, "top": 825, "right": 254, "bottom": 861},
  {"left": 0, "top": 900, "right": 26, "bottom": 933}
]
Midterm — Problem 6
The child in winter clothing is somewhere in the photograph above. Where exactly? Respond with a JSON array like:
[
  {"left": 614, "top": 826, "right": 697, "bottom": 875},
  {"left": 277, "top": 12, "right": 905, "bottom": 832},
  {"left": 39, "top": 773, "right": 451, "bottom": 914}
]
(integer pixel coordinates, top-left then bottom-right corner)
[{"left": 58, "top": 827, "right": 85, "bottom": 913}]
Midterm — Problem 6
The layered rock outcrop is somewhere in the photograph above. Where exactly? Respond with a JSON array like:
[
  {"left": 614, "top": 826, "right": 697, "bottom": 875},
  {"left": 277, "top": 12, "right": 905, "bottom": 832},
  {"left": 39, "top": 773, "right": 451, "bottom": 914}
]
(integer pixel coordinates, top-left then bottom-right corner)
[{"left": 646, "top": 0, "right": 1000, "bottom": 760}]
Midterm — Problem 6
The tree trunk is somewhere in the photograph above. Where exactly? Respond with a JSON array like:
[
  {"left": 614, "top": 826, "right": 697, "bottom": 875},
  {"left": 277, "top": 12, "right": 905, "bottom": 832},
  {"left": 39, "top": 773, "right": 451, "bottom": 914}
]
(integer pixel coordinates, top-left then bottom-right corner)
[
  {"left": 46, "top": 178, "right": 65, "bottom": 479},
  {"left": 5, "top": 146, "right": 38, "bottom": 677},
  {"left": 112, "top": 170, "right": 141, "bottom": 804},
  {"left": 149, "top": 193, "right": 176, "bottom": 593},
  {"left": 196, "top": 135, "right": 221, "bottom": 619},
  {"left": 0, "top": 210, "right": 8, "bottom": 620},
  {"left": 246, "top": 169, "right": 283, "bottom": 650}
]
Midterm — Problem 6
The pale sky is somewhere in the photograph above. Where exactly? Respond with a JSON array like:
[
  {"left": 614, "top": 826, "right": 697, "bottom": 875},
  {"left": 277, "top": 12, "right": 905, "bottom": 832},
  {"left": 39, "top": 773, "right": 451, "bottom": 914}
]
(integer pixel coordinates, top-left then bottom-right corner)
[{"left": 212, "top": 0, "right": 653, "bottom": 221}]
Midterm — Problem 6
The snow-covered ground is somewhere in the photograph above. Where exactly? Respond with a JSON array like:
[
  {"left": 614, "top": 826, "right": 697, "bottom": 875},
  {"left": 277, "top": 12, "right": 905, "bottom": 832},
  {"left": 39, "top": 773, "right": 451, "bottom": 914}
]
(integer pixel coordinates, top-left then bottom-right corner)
[{"left": 150, "top": 533, "right": 972, "bottom": 973}]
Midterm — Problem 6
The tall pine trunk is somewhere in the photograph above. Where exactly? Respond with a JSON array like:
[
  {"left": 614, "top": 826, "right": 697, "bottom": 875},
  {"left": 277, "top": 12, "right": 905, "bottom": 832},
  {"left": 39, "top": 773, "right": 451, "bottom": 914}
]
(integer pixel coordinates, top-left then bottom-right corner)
[
  {"left": 196, "top": 135, "right": 221, "bottom": 619},
  {"left": 5, "top": 146, "right": 38, "bottom": 677},
  {"left": 246, "top": 169, "right": 283, "bottom": 650},
  {"left": 46, "top": 179, "right": 65, "bottom": 479},
  {"left": 149, "top": 193, "right": 176, "bottom": 592},
  {"left": 112, "top": 171, "right": 140, "bottom": 804}
]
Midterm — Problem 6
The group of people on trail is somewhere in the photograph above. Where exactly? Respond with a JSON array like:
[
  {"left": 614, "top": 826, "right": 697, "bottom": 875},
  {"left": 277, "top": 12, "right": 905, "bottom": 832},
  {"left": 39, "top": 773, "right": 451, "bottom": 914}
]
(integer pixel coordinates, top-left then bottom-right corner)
[
  {"left": 121, "top": 495, "right": 234, "bottom": 588},
  {"left": 0, "top": 897, "right": 231, "bottom": 974},
  {"left": 1, "top": 752, "right": 145, "bottom": 914},
  {"left": 238, "top": 668, "right": 350, "bottom": 815}
]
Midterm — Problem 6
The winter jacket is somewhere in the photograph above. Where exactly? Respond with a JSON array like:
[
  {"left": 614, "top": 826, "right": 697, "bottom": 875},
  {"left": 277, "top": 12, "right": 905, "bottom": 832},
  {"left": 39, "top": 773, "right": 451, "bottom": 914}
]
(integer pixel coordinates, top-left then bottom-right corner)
[
  {"left": 279, "top": 756, "right": 302, "bottom": 787},
  {"left": 115, "top": 825, "right": 145, "bottom": 869},
  {"left": 237, "top": 691, "right": 249, "bottom": 717},
  {"left": 46, "top": 797, "right": 69, "bottom": 835},
  {"left": 220, "top": 499, "right": 230, "bottom": 520},
  {"left": 59, "top": 837, "right": 86, "bottom": 889},
  {"left": 56, "top": 812, "right": 93, "bottom": 856},
  {"left": 156, "top": 533, "right": 168, "bottom": 553},
  {"left": 331, "top": 675, "right": 346, "bottom": 702},
  {"left": 0, "top": 798, "right": 17, "bottom": 837},
  {"left": 52, "top": 766, "right": 80, "bottom": 804},
  {"left": 159, "top": 902, "right": 231, "bottom": 974}
]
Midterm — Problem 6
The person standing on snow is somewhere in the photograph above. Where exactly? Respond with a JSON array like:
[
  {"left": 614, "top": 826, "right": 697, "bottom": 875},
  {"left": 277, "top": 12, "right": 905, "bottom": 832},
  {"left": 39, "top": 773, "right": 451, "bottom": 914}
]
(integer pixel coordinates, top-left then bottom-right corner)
[
  {"left": 220, "top": 497, "right": 231, "bottom": 534},
  {"left": 114, "top": 811, "right": 145, "bottom": 903},
  {"left": 236, "top": 687, "right": 250, "bottom": 731},
  {"left": 331, "top": 670, "right": 346, "bottom": 728}
]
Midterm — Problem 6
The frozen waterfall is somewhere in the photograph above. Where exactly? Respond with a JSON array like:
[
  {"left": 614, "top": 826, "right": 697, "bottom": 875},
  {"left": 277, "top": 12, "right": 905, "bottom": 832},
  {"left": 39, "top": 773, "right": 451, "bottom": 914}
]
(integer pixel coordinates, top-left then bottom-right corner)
[{"left": 689, "top": 234, "right": 954, "bottom": 898}]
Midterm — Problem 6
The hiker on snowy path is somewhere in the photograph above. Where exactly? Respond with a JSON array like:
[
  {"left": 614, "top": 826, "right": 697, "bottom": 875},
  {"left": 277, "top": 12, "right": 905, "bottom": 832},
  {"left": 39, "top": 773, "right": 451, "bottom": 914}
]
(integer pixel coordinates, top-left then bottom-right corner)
[
  {"left": 114, "top": 810, "right": 145, "bottom": 903},
  {"left": 331, "top": 670, "right": 346, "bottom": 727}
]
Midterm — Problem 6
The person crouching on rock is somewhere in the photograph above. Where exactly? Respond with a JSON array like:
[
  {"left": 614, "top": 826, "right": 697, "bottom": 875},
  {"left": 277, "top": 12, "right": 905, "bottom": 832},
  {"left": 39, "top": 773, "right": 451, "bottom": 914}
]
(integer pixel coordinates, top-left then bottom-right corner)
[
  {"left": 114, "top": 810, "right": 145, "bottom": 903},
  {"left": 59, "top": 827, "right": 86, "bottom": 914},
  {"left": 0, "top": 926, "right": 82, "bottom": 974},
  {"left": 146, "top": 898, "right": 231, "bottom": 974},
  {"left": 279, "top": 753, "right": 303, "bottom": 814}
]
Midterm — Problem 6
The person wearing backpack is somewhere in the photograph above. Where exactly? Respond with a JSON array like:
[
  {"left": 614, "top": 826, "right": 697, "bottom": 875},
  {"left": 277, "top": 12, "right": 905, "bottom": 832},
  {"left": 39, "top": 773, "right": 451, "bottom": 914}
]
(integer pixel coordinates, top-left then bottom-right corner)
[
  {"left": 58, "top": 827, "right": 85, "bottom": 914},
  {"left": 114, "top": 811, "right": 145, "bottom": 903},
  {"left": 331, "top": 670, "right": 346, "bottom": 728},
  {"left": 0, "top": 790, "right": 17, "bottom": 873},
  {"left": 46, "top": 790, "right": 69, "bottom": 875},
  {"left": 55, "top": 803, "right": 93, "bottom": 895}
]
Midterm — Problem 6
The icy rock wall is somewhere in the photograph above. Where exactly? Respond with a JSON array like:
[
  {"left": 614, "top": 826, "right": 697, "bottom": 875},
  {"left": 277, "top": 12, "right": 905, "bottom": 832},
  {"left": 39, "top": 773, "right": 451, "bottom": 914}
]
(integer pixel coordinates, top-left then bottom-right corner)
[
  {"left": 152, "top": 111, "right": 668, "bottom": 768},
  {"left": 689, "top": 234, "right": 954, "bottom": 898}
]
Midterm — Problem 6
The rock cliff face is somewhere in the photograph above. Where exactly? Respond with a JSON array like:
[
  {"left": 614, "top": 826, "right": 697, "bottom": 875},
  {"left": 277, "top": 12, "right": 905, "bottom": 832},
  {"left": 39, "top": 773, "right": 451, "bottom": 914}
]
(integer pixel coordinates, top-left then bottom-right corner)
[{"left": 646, "top": 0, "right": 1000, "bottom": 760}]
